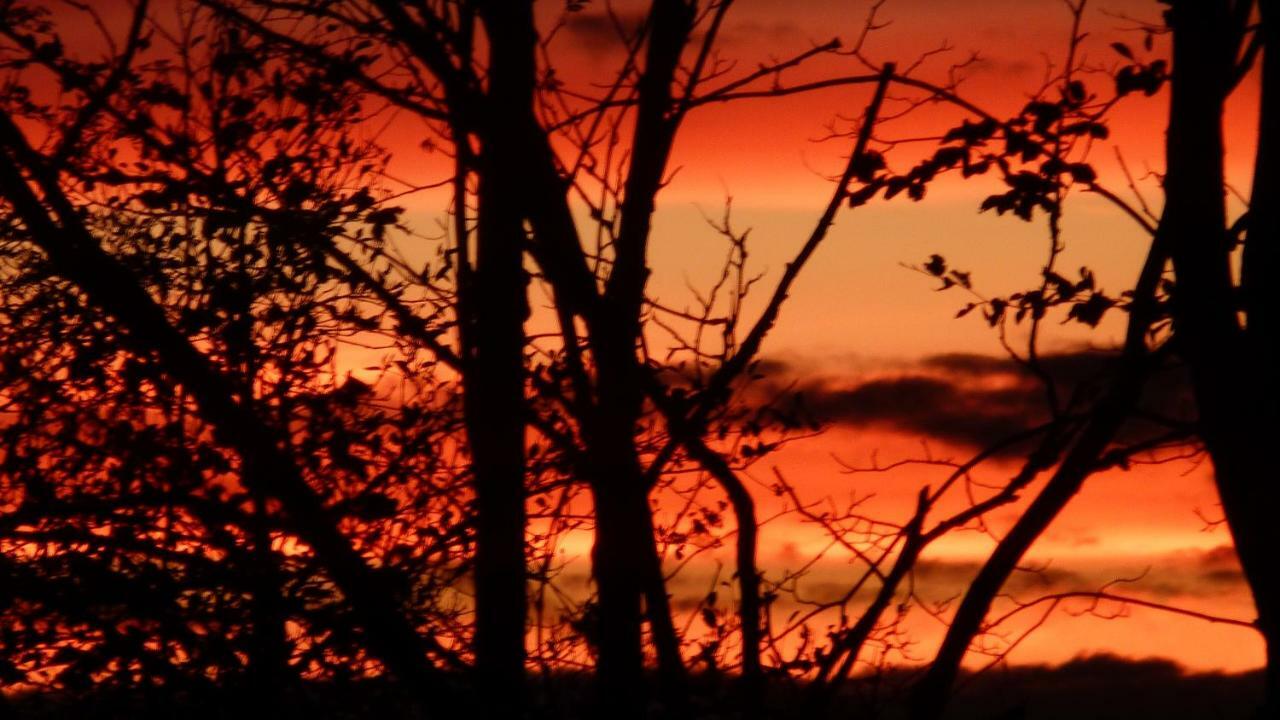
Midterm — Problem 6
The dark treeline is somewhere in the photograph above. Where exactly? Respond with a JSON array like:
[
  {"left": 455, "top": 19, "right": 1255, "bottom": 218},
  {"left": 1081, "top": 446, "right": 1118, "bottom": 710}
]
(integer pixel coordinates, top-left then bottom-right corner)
[
  {"left": 0, "top": 657, "right": 1269, "bottom": 720},
  {"left": 0, "top": 1, "right": 1273, "bottom": 718}
]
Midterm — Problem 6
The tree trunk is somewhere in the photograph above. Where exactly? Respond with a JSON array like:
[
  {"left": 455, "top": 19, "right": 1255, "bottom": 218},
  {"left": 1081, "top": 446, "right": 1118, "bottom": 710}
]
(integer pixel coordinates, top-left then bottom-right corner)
[
  {"left": 589, "top": 328, "right": 690, "bottom": 718},
  {"left": 1240, "top": 4, "right": 1280, "bottom": 713},
  {"left": 467, "top": 4, "right": 539, "bottom": 713},
  {"left": 1162, "top": 3, "right": 1280, "bottom": 715},
  {"left": 464, "top": 164, "right": 530, "bottom": 714},
  {"left": 673, "top": 427, "right": 763, "bottom": 713},
  {"left": 587, "top": 4, "right": 697, "bottom": 711},
  {"left": 590, "top": 448, "right": 651, "bottom": 720},
  {"left": 640, "top": 502, "right": 693, "bottom": 719}
]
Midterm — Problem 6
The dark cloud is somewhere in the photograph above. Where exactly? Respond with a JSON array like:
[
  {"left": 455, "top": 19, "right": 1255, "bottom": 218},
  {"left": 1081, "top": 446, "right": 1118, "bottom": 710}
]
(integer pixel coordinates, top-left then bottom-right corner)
[
  {"left": 748, "top": 356, "right": 797, "bottom": 377},
  {"left": 1198, "top": 544, "right": 1242, "bottom": 569},
  {"left": 797, "top": 373, "right": 1043, "bottom": 450},
  {"left": 967, "top": 56, "right": 1038, "bottom": 79},
  {"left": 914, "top": 558, "right": 1086, "bottom": 595},
  {"left": 921, "top": 351, "right": 1111, "bottom": 384},
  {"left": 912, "top": 546, "right": 1247, "bottom": 602},
  {"left": 754, "top": 350, "right": 1195, "bottom": 453},
  {"left": 561, "top": 11, "right": 646, "bottom": 57},
  {"left": 558, "top": 12, "right": 805, "bottom": 61},
  {"left": 717, "top": 19, "right": 805, "bottom": 48},
  {"left": 1185, "top": 544, "right": 1245, "bottom": 594}
]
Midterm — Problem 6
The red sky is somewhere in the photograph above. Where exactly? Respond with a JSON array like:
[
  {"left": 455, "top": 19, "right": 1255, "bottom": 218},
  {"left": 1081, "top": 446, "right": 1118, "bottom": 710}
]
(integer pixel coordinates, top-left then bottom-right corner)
[
  {"left": 492, "top": 0, "right": 1260, "bottom": 673},
  {"left": 83, "top": 0, "right": 1263, "bottom": 674}
]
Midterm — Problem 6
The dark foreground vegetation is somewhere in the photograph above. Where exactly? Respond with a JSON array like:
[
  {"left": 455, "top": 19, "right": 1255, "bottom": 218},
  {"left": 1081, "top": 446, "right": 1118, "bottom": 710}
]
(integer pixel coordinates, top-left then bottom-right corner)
[
  {"left": 2, "top": 657, "right": 1263, "bottom": 720},
  {"left": 1, "top": 0, "right": 1275, "bottom": 718}
]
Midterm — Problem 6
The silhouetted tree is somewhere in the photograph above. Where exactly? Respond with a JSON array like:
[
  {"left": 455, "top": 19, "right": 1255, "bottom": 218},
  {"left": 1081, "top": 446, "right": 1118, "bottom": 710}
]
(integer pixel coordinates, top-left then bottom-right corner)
[
  {"left": 1155, "top": 2, "right": 1279, "bottom": 714},
  {"left": 0, "top": 3, "right": 468, "bottom": 710},
  {"left": 194, "top": 3, "right": 917, "bottom": 716},
  {"left": 9, "top": 2, "right": 1264, "bottom": 719},
  {"left": 837, "top": 2, "right": 1274, "bottom": 718}
]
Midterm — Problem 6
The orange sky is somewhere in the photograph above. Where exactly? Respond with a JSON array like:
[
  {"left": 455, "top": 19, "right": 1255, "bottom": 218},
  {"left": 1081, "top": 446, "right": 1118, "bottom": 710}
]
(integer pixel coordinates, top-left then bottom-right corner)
[
  {"left": 74, "top": 0, "right": 1264, "bottom": 674},
  {"left": 488, "top": 0, "right": 1261, "bottom": 673}
]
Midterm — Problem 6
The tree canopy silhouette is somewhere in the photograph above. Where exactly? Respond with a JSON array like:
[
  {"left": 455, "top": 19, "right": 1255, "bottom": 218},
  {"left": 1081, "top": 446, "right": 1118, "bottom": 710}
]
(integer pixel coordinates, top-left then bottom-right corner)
[{"left": 0, "top": 1, "right": 1274, "bottom": 719}]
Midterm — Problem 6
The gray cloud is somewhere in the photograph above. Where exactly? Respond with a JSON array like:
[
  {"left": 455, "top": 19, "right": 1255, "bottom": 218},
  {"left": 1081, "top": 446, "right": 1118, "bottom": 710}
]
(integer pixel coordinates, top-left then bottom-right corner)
[
  {"left": 910, "top": 545, "right": 1246, "bottom": 602},
  {"left": 561, "top": 10, "right": 646, "bottom": 57},
  {"left": 755, "top": 350, "right": 1195, "bottom": 453},
  {"left": 967, "top": 56, "right": 1038, "bottom": 79}
]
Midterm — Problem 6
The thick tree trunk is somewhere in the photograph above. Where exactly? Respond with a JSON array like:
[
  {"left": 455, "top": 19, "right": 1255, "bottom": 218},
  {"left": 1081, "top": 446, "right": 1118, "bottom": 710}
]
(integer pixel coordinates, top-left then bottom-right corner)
[
  {"left": 1162, "top": 3, "right": 1280, "bottom": 715},
  {"left": 1243, "top": 0, "right": 1280, "bottom": 356},
  {"left": 465, "top": 164, "right": 530, "bottom": 714},
  {"left": 1240, "top": 4, "right": 1280, "bottom": 714},
  {"left": 1202, "top": 441, "right": 1280, "bottom": 715},
  {"left": 590, "top": 450, "right": 651, "bottom": 720},
  {"left": 467, "top": 4, "right": 539, "bottom": 713},
  {"left": 910, "top": 6, "right": 1280, "bottom": 718},
  {"left": 588, "top": 322, "right": 690, "bottom": 718},
  {"left": 587, "top": 5, "right": 696, "bottom": 712},
  {"left": 477, "top": 7, "right": 695, "bottom": 712}
]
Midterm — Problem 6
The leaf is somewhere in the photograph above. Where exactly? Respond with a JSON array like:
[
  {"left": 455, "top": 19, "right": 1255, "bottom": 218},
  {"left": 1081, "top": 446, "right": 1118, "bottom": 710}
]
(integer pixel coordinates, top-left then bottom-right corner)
[
  {"left": 1068, "top": 293, "right": 1115, "bottom": 327},
  {"left": 701, "top": 607, "right": 718, "bottom": 628},
  {"left": 942, "top": 117, "right": 999, "bottom": 145},
  {"left": 933, "top": 146, "right": 967, "bottom": 168},
  {"left": 980, "top": 193, "right": 1009, "bottom": 214},
  {"left": 1077, "top": 267, "right": 1096, "bottom": 291},
  {"left": 1064, "top": 80, "right": 1086, "bottom": 106},
  {"left": 367, "top": 207, "right": 404, "bottom": 226},
  {"left": 846, "top": 181, "right": 883, "bottom": 208},
  {"left": 962, "top": 157, "right": 992, "bottom": 177},
  {"left": 986, "top": 298, "right": 1007, "bottom": 327},
  {"left": 851, "top": 150, "right": 886, "bottom": 182},
  {"left": 1111, "top": 42, "right": 1135, "bottom": 60},
  {"left": 883, "top": 176, "right": 910, "bottom": 200},
  {"left": 1115, "top": 65, "right": 1140, "bottom": 96},
  {"left": 1068, "top": 163, "right": 1097, "bottom": 183},
  {"left": 34, "top": 39, "right": 64, "bottom": 63},
  {"left": 1059, "top": 121, "right": 1093, "bottom": 136},
  {"left": 1044, "top": 270, "right": 1076, "bottom": 300}
]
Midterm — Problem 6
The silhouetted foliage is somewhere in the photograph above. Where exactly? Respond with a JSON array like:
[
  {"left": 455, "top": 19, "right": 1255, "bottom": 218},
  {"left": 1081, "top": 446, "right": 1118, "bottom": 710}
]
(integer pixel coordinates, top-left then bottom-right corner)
[{"left": 1, "top": 1, "right": 1272, "bottom": 719}]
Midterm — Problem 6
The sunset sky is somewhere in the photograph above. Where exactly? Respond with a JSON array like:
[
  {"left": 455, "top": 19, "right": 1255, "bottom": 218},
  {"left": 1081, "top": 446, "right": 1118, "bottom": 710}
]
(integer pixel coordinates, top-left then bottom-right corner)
[
  {"left": 438, "top": 0, "right": 1260, "bottom": 673},
  {"left": 74, "top": 0, "right": 1265, "bottom": 676}
]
